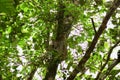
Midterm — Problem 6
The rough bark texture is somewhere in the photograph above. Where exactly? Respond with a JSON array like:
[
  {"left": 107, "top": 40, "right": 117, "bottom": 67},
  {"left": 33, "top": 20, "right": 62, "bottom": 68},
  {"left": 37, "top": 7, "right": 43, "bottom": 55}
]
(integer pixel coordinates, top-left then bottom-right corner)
[
  {"left": 27, "top": 67, "right": 37, "bottom": 80},
  {"left": 67, "top": 0, "right": 120, "bottom": 80},
  {"left": 44, "top": 1, "right": 73, "bottom": 80},
  {"left": 43, "top": 61, "right": 58, "bottom": 80}
]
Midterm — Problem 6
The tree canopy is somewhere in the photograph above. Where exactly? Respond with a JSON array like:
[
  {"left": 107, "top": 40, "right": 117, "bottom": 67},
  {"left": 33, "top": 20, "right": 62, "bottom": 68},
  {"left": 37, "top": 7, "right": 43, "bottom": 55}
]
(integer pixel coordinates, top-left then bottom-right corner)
[{"left": 0, "top": 0, "right": 120, "bottom": 80}]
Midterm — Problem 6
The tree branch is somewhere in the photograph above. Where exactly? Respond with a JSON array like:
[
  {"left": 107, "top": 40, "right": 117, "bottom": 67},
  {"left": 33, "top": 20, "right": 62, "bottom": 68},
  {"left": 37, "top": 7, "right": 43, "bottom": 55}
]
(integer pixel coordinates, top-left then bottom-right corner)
[
  {"left": 91, "top": 18, "right": 97, "bottom": 34},
  {"left": 27, "top": 67, "right": 37, "bottom": 80},
  {"left": 44, "top": 0, "right": 73, "bottom": 80},
  {"left": 67, "top": 0, "right": 120, "bottom": 80},
  {"left": 43, "top": 61, "right": 58, "bottom": 80},
  {"left": 95, "top": 40, "right": 120, "bottom": 80},
  {"left": 100, "top": 59, "right": 120, "bottom": 80}
]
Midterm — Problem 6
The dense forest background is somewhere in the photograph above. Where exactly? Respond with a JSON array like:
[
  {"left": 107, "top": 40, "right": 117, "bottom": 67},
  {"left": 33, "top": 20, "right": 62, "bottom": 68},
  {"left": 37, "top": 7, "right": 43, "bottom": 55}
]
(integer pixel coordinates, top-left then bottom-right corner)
[{"left": 0, "top": 0, "right": 120, "bottom": 80}]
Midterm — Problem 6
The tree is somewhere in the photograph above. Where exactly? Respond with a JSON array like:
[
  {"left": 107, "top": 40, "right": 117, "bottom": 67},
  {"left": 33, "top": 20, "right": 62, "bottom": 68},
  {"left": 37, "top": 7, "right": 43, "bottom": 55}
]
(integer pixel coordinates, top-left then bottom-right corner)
[{"left": 0, "top": 0, "right": 120, "bottom": 80}]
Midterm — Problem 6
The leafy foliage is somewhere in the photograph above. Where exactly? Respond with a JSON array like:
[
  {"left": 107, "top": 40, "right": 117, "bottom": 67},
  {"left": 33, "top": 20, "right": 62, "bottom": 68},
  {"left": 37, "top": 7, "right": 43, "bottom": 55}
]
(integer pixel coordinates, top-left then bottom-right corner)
[{"left": 0, "top": 0, "right": 120, "bottom": 80}]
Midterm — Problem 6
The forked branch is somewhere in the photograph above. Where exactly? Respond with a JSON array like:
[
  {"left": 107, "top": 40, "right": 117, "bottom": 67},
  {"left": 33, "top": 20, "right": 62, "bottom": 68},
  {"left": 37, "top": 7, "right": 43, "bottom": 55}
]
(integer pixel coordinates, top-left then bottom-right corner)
[
  {"left": 67, "top": 0, "right": 120, "bottom": 80},
  {"left": 95, "top": 40, "right": 120, "bottom": 80}
]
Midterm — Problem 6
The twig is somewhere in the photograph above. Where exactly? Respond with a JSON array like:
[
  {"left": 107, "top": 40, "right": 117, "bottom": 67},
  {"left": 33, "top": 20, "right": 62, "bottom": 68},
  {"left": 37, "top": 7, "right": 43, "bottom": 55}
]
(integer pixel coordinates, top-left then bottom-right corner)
[
  {"left": 100, "top": 59, "right": 120, "bottom": 80},
  {"left": 91, "top": 18, "right": 97, "bottom": 34},
  {"left": 67, "top": 0, "right": 120, "bottom": 79}
]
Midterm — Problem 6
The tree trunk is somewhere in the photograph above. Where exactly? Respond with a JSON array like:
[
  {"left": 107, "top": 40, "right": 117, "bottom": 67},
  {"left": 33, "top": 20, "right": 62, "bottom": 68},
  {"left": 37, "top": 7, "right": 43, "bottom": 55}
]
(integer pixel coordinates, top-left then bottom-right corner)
[
  {"left": 44, "top": 62, "right": 58, "bottom": 80},
  {"left": 27, "top": 67, "right": 37, "bottom": 80}
]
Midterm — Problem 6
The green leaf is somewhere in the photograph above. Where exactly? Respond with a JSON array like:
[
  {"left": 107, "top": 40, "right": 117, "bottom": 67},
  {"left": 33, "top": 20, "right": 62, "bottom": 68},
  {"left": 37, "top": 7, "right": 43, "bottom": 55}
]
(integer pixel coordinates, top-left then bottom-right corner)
[{"left": 104, "top": 42, "right": 109, "bottom": 49}]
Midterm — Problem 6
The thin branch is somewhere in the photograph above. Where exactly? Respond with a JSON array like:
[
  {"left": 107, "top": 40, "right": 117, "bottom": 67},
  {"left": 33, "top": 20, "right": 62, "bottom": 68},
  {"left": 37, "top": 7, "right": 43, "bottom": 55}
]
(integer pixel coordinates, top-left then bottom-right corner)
[
  {"left": 91, "top": 18, "right": 97, "bottom": 34},
  {"left": 100, "top": 59, "right": 120, "bottom": 80},
  {"left": 67, "top": 0, "right": 120, "bottom": 80},
  {"left": 95, "top": 40, "right": 120, "bottom": 80}
]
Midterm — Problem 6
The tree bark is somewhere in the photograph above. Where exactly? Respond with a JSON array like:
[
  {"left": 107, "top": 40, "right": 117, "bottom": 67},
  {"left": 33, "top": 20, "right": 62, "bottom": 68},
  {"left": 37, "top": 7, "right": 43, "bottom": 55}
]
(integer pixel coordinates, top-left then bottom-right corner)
[
  {"left": 27, "top": 67, "right": 37, "bottom": 80},
  {"left": 67, "top": 0, "right": 120, "bottom": 80},
  {"left": 44, "top": 0, "right": 73, "bottom": 80},
  {"left": 43, "top": 62, "right": 58, "bottom": 80}
]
